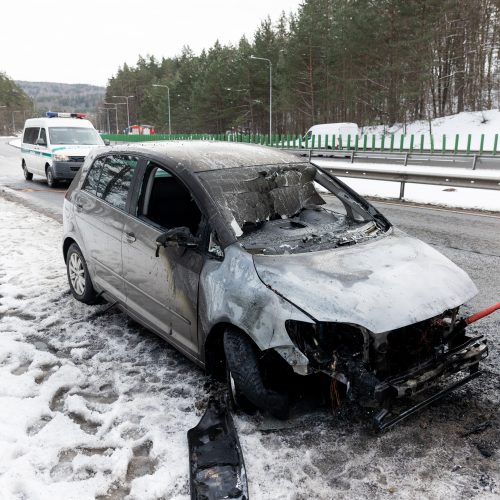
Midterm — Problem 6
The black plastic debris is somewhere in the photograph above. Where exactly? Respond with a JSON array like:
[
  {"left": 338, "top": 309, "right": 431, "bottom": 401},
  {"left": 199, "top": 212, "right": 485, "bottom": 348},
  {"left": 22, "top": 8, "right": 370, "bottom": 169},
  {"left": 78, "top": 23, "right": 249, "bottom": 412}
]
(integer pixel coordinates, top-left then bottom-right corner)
[{"left": 188, "top": 399, "right": 249, "bottom": 500}]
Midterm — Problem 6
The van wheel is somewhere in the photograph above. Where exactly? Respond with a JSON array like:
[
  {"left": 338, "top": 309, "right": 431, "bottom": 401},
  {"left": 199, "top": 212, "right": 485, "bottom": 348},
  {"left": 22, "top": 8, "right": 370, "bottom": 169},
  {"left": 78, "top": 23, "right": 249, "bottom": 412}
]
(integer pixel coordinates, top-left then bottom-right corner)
[
  {"left": 223, "top": 328, "right": 289, "bottom": 419},
  {"left": 46, "top": 167, "right": 57, "bottom": 188},
  {"left": 22, "top": 161, "right": 33, "bottom": 181},
  {"left": 66, "top": 243, "right": 98, "bottom": 304}
]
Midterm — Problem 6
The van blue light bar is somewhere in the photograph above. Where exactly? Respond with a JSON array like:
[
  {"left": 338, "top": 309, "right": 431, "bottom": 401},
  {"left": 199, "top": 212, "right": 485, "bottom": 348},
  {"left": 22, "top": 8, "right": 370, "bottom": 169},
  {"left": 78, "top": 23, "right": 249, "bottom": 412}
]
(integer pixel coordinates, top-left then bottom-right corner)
[{"left": 46, "top": 112, "right": 87, "bottom": 119}]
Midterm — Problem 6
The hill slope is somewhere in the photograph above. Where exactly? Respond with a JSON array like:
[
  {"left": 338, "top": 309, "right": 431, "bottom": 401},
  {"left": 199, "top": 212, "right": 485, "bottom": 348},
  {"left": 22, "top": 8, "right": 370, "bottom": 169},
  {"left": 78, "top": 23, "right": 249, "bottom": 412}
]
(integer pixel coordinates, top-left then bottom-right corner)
[{"left": 16, "top": 81, "right": 105, "bottom": 114}]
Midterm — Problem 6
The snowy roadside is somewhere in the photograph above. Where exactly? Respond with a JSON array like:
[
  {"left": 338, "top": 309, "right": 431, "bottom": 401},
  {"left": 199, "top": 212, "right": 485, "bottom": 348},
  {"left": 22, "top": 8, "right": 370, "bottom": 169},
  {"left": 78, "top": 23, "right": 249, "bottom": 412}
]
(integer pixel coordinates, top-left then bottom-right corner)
[
  {"left": 0, "top": 196, "right": 499, "bottom": 500},
  {"left": 9, "top": 138, "right": 21, "bottom": 149}
]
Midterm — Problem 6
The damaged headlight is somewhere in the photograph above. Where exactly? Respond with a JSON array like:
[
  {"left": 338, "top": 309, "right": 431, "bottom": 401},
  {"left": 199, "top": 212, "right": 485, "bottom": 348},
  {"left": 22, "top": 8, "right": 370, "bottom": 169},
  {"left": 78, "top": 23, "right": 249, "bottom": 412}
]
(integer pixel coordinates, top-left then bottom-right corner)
[{"left": 285, "top": 320, "right": 366, "bottom": 367}]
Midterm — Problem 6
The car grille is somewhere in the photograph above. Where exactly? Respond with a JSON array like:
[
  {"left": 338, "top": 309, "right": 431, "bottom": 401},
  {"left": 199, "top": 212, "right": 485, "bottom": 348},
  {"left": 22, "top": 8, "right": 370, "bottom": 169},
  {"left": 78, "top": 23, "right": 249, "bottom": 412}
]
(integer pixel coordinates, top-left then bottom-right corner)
[{"left": 69, "top": 156, "right": 85, "bottom": 162}]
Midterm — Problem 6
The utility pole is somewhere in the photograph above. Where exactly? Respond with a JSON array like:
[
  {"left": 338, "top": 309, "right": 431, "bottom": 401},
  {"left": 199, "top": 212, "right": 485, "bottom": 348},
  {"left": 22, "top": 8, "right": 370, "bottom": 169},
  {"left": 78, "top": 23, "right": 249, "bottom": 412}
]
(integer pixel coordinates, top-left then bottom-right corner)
[
  {"left": 152, "top": 84, "right": 171, "bottom": 134},
  {"left": 99, "top": 107, "right": 111, "bottom": 134},
  {"left": 250, "top": 55, "right": 272, "bottom": 138},
  {"left": 112, "top": 95, "right": 134, "bottom": 130}
]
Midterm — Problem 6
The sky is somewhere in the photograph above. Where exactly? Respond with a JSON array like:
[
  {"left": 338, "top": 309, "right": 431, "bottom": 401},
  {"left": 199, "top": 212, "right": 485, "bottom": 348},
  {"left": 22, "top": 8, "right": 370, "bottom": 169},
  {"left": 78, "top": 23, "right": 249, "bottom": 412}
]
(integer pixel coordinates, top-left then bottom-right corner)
[{"left": 1, "top": 0, "right": 303, "bottom": 87}]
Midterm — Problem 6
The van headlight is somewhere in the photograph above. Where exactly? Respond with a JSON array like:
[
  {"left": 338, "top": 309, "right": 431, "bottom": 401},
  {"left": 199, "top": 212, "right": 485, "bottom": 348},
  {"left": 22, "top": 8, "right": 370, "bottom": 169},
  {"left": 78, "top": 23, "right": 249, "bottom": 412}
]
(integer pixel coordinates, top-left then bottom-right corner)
[{"left": 54, "top": 154, "right": 69, "bottom": 161}]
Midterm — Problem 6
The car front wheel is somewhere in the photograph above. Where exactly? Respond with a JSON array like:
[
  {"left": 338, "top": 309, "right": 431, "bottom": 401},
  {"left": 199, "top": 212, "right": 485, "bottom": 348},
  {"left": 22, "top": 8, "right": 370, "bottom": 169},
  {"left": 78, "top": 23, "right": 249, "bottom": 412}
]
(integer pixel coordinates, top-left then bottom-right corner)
[
  {"left": 223, "top": 328, "right": 289, "bottom": 419},
  {"left": 66, "top": 243, "right": 97, "bottom": 304},
  {"left": 46, "top": 167, "right": 57, "bottom": 188}
]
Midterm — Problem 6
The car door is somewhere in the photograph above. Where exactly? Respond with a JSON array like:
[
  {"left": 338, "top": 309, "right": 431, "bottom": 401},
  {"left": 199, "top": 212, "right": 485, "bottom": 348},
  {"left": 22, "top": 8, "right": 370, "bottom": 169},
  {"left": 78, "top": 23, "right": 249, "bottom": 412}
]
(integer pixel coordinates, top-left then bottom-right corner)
[
  {"left": 73, "top": 154, "right": 140, "bottom": 302},
  {"left": 122, "top": 161, "right": 205, "bottom": 358}
]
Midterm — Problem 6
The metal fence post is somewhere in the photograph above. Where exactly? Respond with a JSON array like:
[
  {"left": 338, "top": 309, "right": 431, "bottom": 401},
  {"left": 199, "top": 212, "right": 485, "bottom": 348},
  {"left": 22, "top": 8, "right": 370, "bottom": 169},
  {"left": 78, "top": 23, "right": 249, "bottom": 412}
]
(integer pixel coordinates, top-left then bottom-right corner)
[
  {"left": 363, "top": 134, "right": 367, "bottom": 151},
  {"left": 420, "top": 134, "right": 424, "bottom": 152},
  {"left": 494, "top": 134, "right": 498, "bottom": 155},
  {"left": 454, "top": 134, "right": 459, "bottom": 154},
  {"left": 479, "top": 134, "right": 484, "bottom": 155},
  {"left": 399, "top": 181, "right": 406, "bottom": 200},
  {"left": 347, "top": 134, "right": 351, "bottom": 150},
  {"left": 381, "top": 135, "right": 385, "bottom": 151},
  {"left": 399, "top": 134, "right": 404, "bottom": 151},
  {"left": 442, "top": 134, "right": 446, "bottom": 154},
  {"left": 372, "top": 134, "right": 376, "bottom": 151},
  {"left": 354, "top": 135, "right": 359, "bottom": 151},
  {"left": 409, "top": 134, "right": 414, "bottom": 152},
  {"left": 466, "top": 134, "right": 471, "bottom": 154},
  {"left": 430, "top": 134, "right": 434, "bottom": 153}
]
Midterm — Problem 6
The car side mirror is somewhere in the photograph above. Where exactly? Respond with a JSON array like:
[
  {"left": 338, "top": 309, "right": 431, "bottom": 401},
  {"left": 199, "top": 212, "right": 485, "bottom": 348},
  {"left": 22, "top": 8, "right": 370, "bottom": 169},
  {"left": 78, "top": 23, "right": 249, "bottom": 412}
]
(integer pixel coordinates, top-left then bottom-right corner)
[
  {"left": 36, "top": 138, "right": 47, "bottom": 146},
  {"left": 103, "top": 139, "right": 110, "bottom": 146},
  {"left": 155, "top": 227, "right": 199, "bottom": 256}
]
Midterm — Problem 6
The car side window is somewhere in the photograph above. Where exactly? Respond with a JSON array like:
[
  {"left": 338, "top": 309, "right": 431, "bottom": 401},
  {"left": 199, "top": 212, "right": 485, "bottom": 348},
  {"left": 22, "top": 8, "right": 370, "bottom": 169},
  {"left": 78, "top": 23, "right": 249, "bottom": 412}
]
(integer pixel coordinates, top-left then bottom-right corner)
[
  {"left": 82, "top": 157, "right": 105, "bottom": 195},
  {"left": 96, "top": 155, "right": 138, "bottom": 211},
  {"left": 137, "top": 161, "right": 202, "bottom": 235}
]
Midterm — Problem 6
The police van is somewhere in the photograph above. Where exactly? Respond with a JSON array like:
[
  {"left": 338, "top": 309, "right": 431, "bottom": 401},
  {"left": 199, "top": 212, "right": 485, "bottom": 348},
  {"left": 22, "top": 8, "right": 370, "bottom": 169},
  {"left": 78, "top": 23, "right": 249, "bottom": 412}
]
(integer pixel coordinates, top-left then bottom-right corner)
[{"left": 21, "top": 112, "right": 107, "bottom": 187}]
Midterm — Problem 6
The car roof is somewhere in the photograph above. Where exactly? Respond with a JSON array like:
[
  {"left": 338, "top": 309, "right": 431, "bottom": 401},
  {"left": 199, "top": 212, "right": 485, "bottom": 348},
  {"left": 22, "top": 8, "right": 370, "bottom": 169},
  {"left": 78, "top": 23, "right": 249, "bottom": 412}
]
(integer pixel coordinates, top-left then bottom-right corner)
[{"left": 104, "top": 140, "right": 304, "bottom": 172}]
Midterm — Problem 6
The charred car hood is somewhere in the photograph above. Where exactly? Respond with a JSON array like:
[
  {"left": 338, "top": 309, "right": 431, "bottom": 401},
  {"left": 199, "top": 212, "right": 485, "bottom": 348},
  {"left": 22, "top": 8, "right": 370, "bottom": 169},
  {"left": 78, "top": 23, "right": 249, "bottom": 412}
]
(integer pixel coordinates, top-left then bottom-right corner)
[{"left": 253, "top": 230, "right": 478, "bottom": 333}]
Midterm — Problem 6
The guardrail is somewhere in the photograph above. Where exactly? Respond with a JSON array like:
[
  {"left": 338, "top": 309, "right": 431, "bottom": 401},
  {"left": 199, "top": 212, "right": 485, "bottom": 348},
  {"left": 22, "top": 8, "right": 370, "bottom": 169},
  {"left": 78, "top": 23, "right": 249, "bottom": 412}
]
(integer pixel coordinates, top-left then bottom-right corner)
[
  {"left": 309, "top": 159, "right": 500, "bottom": 198},
  {"left": 285, "top": 149, "right": 500, "bottom": 171}
]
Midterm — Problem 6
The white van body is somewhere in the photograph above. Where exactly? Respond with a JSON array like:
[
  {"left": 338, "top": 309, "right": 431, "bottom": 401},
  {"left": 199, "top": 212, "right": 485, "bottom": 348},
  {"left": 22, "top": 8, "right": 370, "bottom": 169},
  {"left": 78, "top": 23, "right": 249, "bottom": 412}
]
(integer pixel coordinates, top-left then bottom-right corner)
[
  {"left": 304, "top": 122, "right": 359, "bottom": 148},
  {"left": 21, "top": 116, "right": 104, "bottom": 186}
]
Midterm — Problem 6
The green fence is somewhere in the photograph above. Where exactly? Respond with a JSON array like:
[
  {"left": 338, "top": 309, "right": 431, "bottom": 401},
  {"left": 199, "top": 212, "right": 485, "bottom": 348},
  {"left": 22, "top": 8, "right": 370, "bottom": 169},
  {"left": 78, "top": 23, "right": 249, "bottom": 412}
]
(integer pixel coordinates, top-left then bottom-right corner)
[{"left": 101, "top": 132, "right": 500, "bottom": 154}]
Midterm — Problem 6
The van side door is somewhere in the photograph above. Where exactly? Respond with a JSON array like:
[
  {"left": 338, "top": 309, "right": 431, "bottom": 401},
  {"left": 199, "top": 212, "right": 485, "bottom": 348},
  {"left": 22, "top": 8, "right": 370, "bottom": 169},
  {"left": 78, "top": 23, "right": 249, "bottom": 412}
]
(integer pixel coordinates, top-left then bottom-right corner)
[{"left": 22, "top": 127, "right": 40, "bottom": 173}]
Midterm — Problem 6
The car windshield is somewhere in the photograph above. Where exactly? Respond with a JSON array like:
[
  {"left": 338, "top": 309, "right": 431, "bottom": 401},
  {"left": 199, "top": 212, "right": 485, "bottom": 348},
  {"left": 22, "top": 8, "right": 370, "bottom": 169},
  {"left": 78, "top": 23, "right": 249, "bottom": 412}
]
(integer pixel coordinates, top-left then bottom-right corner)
[
  {"left": 198, "top": 163, "right": 388, "bottom": 255},
  {"left": 49, "top": 127, "right": 103, "bottom": 145}
]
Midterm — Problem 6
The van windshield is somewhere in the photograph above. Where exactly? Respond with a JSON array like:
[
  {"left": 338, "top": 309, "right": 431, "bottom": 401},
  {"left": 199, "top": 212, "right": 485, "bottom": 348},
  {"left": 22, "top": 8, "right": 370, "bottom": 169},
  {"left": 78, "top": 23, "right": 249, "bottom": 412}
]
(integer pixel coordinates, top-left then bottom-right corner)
[{"left": 48, "top": 127, "right": 103, "bottom": 146}]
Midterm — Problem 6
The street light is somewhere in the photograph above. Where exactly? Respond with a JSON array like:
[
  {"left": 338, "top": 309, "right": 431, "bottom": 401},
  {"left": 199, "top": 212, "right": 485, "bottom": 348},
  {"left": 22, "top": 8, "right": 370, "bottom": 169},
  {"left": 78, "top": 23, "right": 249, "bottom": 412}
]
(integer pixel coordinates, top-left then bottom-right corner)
[
  {"left": 98, "top": 107, "right": 111, "bottom": 134},
  {"left": 152, "top": 84, "right": 171, "bottom": 135},
  {"left": 112, "top": 95, "right": 134, "bottom": 130},
  {"left": 103, "top": 102, "right": 119, "bottom": 134},
  {"left": 250, "top": 55, "right": 272, "bottom": 138}
]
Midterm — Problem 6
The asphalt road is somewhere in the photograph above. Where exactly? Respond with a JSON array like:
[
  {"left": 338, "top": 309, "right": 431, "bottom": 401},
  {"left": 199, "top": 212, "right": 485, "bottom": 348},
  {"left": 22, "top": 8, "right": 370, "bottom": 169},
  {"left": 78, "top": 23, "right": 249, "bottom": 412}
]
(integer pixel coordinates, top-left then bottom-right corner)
[{"left": 1, "top": 137, "right": 500, "bottom": 498}]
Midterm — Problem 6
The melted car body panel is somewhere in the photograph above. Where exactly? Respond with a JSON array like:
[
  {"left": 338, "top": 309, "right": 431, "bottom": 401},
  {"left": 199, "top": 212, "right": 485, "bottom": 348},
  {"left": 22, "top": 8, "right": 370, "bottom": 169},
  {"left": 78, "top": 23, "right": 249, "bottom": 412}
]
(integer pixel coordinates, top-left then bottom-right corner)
[{"left": 252, "top": 229, "right": 478, "bottom": 334}]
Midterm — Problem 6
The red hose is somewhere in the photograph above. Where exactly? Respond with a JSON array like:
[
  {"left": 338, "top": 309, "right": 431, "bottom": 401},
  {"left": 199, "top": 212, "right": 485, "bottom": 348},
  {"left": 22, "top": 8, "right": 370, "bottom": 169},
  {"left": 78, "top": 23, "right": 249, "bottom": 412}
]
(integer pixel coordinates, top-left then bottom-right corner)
[{"left": 464, "top": 302, "right": 500, "bottom": 325}]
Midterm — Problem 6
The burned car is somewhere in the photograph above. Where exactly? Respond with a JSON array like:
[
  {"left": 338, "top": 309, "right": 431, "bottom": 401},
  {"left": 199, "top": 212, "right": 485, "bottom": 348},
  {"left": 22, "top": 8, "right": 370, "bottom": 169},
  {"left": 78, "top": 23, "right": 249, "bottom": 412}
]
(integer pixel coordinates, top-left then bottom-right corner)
[{"left": 62, "top": 142, "right": 488, "bottom": 430}]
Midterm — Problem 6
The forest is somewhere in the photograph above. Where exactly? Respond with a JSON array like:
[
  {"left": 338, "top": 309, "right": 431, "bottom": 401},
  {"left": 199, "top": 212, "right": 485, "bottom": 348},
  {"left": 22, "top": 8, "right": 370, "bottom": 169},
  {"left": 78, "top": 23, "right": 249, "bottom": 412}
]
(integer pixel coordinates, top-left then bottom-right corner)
[
  {"left": 104, "top": 0, "right": 500, "bottom": 135},
  {"left": 0, "top": 73, "right": 33, "bottom": 135}
]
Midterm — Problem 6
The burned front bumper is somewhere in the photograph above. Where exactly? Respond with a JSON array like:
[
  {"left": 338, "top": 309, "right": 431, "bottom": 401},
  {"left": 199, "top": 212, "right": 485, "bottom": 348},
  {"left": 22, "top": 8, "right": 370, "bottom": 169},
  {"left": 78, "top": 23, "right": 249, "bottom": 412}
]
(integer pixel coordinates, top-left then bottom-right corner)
[{"left": 370, "top": 335, "right": 488, "bottom": 431}]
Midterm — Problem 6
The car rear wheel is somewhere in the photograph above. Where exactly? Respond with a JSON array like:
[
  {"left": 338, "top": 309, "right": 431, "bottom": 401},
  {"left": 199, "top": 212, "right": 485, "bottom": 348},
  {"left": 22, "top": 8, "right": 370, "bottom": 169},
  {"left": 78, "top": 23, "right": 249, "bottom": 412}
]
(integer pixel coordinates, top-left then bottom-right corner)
[
  {"left": 22, "top": 161, "right": 33, "bottom": 181},
  {"left": 46, "top": 166, "right": 57, "bottom": 188},
  {"left": 66, "top": 243, "right": 97, "bottom": 304},
  {"left": 223, "top": 328, "right": 289, "bottom": 419}
]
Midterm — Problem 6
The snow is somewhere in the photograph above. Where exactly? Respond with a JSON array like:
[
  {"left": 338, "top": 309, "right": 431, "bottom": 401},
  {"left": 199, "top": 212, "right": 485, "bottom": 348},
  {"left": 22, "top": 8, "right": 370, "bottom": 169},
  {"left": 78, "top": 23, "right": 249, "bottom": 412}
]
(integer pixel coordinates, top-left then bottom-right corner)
[
  {"left": 362, "top": 109, "right": 500, "bottom": 151},
  {"left": 0, "top": 198, "right": 205, "bottom": 499}
]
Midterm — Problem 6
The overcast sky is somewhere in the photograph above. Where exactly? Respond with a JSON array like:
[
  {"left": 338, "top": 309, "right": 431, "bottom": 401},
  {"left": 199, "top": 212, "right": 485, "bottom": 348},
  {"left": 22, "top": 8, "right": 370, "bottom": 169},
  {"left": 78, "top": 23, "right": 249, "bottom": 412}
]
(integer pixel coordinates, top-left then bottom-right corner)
[{"left": 1, "top": 0, "right": 303, "bottom": 87}]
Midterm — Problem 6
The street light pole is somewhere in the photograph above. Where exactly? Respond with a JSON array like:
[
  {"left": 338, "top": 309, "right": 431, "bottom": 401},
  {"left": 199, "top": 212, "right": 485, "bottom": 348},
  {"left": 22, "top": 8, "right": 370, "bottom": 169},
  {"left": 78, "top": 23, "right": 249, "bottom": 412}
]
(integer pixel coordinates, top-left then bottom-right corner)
[
  {"left": 152, "top": 84, "right": 171, "bottom": 135},
  {"left": 103, "top": 102, "right": 119, "bottom": 134},
  {"left": 112, "top": 95, "right": 134, "bottom": 130},
  {"left": 250, "top": 55, "right": 272, "bottom": 138},
  {"left": 99, "top": 107, "right": 111, "bottom": 134}
]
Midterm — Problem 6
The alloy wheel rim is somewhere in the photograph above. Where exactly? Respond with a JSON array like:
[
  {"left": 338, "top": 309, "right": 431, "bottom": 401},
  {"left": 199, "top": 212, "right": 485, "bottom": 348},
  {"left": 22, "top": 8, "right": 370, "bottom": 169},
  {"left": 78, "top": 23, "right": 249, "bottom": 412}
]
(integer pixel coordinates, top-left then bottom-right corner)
[{"left": 68, "top": 252, "right": 85, "bottom": 295}]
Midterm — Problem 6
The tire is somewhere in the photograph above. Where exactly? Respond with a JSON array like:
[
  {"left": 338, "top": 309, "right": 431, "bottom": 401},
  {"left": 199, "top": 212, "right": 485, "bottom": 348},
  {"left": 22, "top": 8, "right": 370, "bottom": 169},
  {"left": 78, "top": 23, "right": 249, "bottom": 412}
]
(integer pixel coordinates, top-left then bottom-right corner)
[
  {"left": 66, "top": 243, "right": 98, "bottom": 304},
  {"left": 223, "top": 328, "right": 289, "bottom": 419},
  {"left": 22, "top": 161, "right": 33, "bottom": 181},
  {"left": 226, "top": 361, "right": 257, "bottom": 415},
  {"left": 46, "top": 166, "right": 57, "bottom": 188}
]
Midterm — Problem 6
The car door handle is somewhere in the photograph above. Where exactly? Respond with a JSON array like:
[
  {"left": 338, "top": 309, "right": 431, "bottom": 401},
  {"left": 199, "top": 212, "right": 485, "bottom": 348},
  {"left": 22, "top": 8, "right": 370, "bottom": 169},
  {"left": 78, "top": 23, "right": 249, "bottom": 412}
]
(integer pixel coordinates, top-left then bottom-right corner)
[
  {"left": 75, "top": 202, "right": 83, "bottom": 212},
  {"left": 124, "top": 232, "right": 136, "bottom": 243}
]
